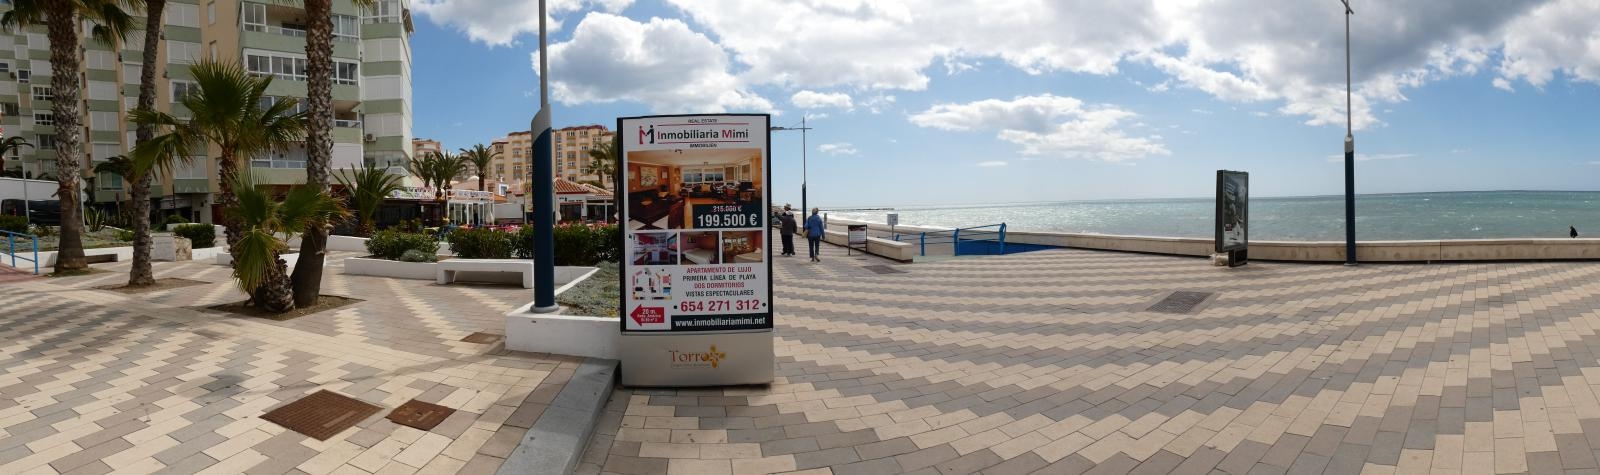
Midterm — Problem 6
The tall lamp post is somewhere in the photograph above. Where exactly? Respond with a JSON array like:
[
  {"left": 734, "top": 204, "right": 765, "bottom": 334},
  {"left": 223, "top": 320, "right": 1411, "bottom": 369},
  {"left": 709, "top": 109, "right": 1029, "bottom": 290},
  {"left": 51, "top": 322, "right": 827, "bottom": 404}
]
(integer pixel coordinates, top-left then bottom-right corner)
[
  {"left": 528, "top": 0, "right": 557, "bottom": 313},
  {"left": 1340, "top": 0, "right": 1356, "bottom": 265},
  {"left": 769, "top": 116, "right": 813, "bottom": 214}
]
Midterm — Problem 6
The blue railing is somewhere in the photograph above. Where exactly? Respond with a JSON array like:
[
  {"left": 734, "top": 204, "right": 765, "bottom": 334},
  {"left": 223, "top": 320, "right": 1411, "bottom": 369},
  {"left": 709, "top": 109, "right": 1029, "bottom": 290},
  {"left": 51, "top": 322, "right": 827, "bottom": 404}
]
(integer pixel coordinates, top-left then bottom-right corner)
[
  {"left": 2, "top": 230, "right": 40, "bottom": 275},
  {"left": 886, "top": 223, "right": 1014, "bottom": 256}
]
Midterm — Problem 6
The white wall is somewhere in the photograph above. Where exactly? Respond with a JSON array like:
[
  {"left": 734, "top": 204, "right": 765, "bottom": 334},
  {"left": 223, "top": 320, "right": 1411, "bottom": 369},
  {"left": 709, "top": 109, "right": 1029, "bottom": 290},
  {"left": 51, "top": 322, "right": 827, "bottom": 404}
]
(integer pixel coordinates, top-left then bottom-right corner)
[{"left": 0, "top": 177, "right": 59, "bottom": 202}]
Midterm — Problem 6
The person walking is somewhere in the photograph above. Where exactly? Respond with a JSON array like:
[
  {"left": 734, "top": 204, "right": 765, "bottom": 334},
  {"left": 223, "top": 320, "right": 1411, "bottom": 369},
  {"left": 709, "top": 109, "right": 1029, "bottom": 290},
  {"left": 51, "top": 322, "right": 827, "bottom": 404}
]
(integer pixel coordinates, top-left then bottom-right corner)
[
  {"left": 804, "top": 207, "right": 825, "bottom": 262},
  {"left": 1572, "top": 226, "right": 1580, "bottom": 238},
  {"left": 779, "top": 205, "right": 798, "bottom": 256}
]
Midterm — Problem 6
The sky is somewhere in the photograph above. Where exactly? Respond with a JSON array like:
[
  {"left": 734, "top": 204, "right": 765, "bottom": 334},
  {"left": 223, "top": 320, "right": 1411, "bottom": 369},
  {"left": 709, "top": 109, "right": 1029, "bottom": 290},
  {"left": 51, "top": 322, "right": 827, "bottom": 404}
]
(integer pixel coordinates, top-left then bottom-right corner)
[{"left": 408, "top": 0, "right": 1600, "bottom": 209}]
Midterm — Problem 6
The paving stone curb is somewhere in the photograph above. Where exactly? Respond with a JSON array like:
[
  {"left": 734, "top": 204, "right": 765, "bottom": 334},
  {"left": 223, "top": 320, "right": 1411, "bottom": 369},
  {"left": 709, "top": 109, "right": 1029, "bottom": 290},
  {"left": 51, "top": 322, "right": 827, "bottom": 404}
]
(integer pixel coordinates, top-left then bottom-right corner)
[{"left": 498, "top": 357, "right": 619, "bottom": 475}]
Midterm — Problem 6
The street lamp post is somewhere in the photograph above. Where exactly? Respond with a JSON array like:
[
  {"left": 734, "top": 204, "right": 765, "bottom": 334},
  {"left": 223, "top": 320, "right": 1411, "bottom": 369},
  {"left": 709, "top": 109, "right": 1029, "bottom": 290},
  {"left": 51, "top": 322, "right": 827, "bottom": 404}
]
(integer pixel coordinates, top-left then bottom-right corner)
[
  {"left": 528, "top": 0, "right": 557, "bottom": 313},
  {"left": 769, "top": 116, "right": 813, "bottom": 214},
  {"left": 1341, "top": 0, "right": 1356, "bottom": 266}
]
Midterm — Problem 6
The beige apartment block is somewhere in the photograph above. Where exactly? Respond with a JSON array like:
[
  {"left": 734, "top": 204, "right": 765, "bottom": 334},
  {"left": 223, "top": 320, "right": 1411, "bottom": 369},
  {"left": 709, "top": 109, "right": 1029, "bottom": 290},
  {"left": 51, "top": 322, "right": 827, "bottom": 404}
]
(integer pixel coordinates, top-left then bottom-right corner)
[{"left": 0, "top": 0, "right": 416, "bottom": 223}]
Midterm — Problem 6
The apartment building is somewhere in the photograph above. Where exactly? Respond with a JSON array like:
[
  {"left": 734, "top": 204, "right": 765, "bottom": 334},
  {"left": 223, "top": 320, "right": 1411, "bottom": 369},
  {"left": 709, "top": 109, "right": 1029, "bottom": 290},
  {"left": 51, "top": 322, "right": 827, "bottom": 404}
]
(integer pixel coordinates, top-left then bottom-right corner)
[
  {"left": 412, "top": 137, "right": 440, "bottom": 158},
  {"left": 0, "top": 0, "right": 415, "bottom": 223},
  {"left": 553, "top": 125, "right": 614, "bottom": 185}
]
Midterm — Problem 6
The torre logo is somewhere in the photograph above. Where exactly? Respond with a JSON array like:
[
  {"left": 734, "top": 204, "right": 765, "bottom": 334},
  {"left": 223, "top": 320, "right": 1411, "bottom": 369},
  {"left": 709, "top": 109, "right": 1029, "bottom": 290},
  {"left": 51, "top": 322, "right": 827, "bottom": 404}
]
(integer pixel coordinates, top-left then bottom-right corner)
[
  {"left": 668, "top": 345, "right": 727, "bottom": 369},
  {"left": 638, "top": 125, "right": 654, "bottom": 144}
]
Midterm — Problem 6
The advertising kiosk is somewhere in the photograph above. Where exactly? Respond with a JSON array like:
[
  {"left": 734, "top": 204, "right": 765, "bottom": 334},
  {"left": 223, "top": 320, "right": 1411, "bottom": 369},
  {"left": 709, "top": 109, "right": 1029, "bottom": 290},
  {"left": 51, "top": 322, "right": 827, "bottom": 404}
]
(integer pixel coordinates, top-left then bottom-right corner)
[{"left": 616, "top": 114, "right": 774, "bottom": 386}]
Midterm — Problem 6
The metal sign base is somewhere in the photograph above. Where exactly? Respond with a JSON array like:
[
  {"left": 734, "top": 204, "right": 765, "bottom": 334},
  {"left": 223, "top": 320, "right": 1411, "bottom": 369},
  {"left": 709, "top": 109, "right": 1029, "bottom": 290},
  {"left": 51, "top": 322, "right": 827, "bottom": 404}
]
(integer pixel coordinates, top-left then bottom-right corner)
[
  {"left": 619, "top": 331, "right": 774, "bottom": 387},
  {"left": 1227, "top": 249, "right": 1248, "bottom": 267}
]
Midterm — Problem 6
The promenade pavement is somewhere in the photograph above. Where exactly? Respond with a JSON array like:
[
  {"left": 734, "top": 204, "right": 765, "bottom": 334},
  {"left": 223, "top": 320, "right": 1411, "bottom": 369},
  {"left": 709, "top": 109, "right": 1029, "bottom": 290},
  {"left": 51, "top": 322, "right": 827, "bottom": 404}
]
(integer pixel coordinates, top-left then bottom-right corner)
[
  {"left": 581, "top": 241, "right": 1600, "bottom": 474},
  {"left": 0, "top": 252, "right": 579, "bottom": 474}
]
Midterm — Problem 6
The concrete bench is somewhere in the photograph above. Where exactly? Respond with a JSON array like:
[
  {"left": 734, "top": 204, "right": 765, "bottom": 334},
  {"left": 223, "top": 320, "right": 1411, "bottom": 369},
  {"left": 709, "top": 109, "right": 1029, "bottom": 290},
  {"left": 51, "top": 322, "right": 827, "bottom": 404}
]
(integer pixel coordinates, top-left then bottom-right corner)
[{"left": 436, "top": 259, "right": 535, "bottom": 288}]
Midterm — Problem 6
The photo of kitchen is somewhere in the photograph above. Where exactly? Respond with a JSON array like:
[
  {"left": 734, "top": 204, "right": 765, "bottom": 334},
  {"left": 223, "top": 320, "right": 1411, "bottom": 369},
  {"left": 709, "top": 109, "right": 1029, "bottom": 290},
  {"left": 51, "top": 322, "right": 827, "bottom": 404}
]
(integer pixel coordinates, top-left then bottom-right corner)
[
  {"left": 721, "top": 231, "right": 765, "bottom": 263},
  {"left": 680, "top": 231, "right": 721, "bottom": 265},
  {"left": 630, "top": 232, "right": 679, "bottom": 266},
  {"left": 624, "top": 148, "right": 764, "bottom": 230}
]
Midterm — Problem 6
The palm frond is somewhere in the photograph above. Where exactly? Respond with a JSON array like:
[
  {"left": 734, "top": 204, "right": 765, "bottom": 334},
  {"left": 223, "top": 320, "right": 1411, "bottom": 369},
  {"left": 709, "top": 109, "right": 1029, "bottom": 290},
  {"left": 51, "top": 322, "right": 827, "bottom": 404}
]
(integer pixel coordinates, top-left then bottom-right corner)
[
  {"left": 276, "top": 185, "right": 349, "bottom": 243},
  {"left": 87, "top": 0, "right": 144, "bottom": 47},
  {"left": 231, "top": 229, "right": 282, "bottom": 294}
]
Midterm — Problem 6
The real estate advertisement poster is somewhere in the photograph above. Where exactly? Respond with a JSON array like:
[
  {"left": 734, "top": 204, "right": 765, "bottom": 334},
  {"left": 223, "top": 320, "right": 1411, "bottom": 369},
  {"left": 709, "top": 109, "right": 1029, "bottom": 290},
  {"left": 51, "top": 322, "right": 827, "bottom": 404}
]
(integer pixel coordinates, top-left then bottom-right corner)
[
  {"left": 617, "top": 114, "right": 773, "bottom": 334},
  {"left": 1215, "top": 170, "right": 1248, "bottom": 253}
]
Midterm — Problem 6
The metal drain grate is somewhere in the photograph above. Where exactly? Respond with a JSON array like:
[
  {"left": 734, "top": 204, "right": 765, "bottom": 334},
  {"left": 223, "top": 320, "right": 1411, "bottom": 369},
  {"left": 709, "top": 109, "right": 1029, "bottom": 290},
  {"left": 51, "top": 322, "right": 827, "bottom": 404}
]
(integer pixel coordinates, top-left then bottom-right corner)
[
  {"left": 261, "top": 390, "right": 382, "bottom": 440},
  {"left": 1147, "top": 291, "right": 1214, "bottom": 314},
  {"left": 387, "top": 399, "right": 456, "bottom": 431},
  {"left": 461, "top": 332, "right": 504, "bottom": 344},
  {"left": 863, "top": 265, "right": 907, "bottom": 275}
]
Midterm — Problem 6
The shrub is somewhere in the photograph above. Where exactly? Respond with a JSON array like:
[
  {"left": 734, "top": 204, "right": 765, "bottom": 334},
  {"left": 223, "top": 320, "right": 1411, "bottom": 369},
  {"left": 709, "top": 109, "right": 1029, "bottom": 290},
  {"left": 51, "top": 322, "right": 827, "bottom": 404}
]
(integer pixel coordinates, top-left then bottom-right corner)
[
  {"left": 0, "top": 214, "right": 26, "bottom": 234},
  {"left": 172, "top": 223, "right": 217, "bottom": 248},
  {"left": 31, "top": 224, "right": 54, "bottom": 237},
  {"left": 593, "top": 224, "right": 621, "bottom": 263},
  {"left": 85, "top": 208, "right": 106, "bottom": 232},
  {"left": 399, "top": 249, "right": 437, "bottom": 263},
  {"left": 512, "top": 224, "right": 621, "bottom": 265},
  {"left": 449, "top": 228, "right": 512, "bottom": 259},
  {"left": 552, "top": 224, "right": 595, "bottom": 266},
  {"left": 115, "top": 229, "right": 135, "bottom": 242},
  {"left": 163, "top": 214, "right": 189, "bottom": 230},
  {"left": 366, "top": 230, "right": 439, "bottom": 260}
]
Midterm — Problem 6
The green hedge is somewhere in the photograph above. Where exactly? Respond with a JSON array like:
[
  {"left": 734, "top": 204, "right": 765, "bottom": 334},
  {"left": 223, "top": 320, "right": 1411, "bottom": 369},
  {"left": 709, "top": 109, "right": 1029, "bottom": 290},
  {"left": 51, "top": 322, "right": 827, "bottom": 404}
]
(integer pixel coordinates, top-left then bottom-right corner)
[
  {"left": 510, "top": 224, "right": 620, "bottom": 265},
  {"left": 450, "top": 228, "right": 513, "bottom": 259},
  {"left": 171, "top": 223, "right": 217, "bottom": 248},
  {"left": 163, "top": 214, "right": 189, "bottom": 230},
  {"left": 366, "top": 230, "right": 440, "bottom": 260},
  {"left": 0, "top": 214, "right": 26, "bottom": 234}
]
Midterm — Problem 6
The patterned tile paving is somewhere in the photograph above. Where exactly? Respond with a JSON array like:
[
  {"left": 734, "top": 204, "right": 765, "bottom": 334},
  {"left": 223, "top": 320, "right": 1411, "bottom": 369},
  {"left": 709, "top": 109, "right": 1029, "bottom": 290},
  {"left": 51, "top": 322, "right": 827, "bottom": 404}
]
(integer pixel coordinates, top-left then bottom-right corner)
[
  {"left": 0, "top": 253, "right": 580, "bottom": 474},
  {"left": 581, "top": 237, "right": 1600, "bottom": 474}
]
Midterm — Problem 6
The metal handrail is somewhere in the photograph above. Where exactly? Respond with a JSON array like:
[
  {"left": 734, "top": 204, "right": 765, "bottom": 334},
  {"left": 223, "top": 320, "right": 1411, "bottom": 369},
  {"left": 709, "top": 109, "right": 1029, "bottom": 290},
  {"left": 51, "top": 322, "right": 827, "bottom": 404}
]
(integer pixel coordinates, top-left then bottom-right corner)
[{"left": 2, "top": 229, "right": 40, "bottom": 275}]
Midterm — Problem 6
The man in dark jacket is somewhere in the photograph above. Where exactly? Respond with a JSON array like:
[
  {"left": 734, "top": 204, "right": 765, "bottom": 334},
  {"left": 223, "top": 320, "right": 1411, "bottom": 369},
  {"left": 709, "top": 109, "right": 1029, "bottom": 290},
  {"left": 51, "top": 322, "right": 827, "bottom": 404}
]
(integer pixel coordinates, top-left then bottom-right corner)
[{"left": 779, "top": 205, "right": 797, "bottom": 256}]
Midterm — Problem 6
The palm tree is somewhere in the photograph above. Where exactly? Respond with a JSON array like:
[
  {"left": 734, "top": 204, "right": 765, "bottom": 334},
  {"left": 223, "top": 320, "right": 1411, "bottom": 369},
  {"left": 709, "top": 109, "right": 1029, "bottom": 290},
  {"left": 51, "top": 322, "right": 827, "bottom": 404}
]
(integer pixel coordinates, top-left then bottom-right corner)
[
  {"left": 334, "top": 164, "right": 404, "bottom": 237},
  {"left": 431, "top": 151, "right": 469, "bottom": 202},
  {"left": 127, "top": 60, "right": 308, "bottom": 263},
  {"left": 0, "top": 137, "right": 32, "bottom": 178},
  {"left": 585, "top": 138, "right": 619, "bottom": 190},
  {"left": 125, "top": 134, "right": 197, "bottom": 286},
  {"left": 228, "top": 172, "right": 347, "bottom": 312},
  {"left": 126, "top": 0, "right": 167, "bottom": 287},
  {"left": 292, "top": 0, "right": 375, "bottom": 307},
  {"left": 460, "top": 144, "right": 499, "bottom": 192},
  {"left": 405, "top": 153, "right": 441, "bottom": 225},
  {"left": 2, "top": 0, "right": 139, "bottom": 273}
]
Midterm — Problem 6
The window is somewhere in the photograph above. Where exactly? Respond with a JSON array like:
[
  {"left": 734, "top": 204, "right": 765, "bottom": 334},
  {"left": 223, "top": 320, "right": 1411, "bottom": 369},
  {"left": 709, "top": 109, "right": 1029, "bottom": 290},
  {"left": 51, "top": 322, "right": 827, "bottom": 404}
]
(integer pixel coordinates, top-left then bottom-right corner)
[
  {"left": 32, "top": 113, "right": 54, "bottom": 126},
  {"left": 1, "top": 103, "right": 17, "bottom": 116},
  {"left": 0, "top": 62, "right": 8, "bottom": 73},
  {"left": 99, "top": 172, "right": 123, "bottom": 190},
  {"left": 87, "top": 81, "right": 117, "bottom": 101},
  {"left": 167, "top": 40, "right": 201, "bottom": 64},
  {"left": 31, "top": 85, "right": 53, "bottom": 101},
  {"left": 123, "top": 97, "right": 137, "bottom": 113},
  {"left": 335, "top": 61, "right": 358, "bottom": 85},
  {"left": 36, "top": 135, "right": 56, "bottom": 150},
  {"left": 251, "top": 152, "right": 306, "bottom": 169},
  {"left": 90, "top": 111, "right": 119, "bottom": 131},
  {"left": 91, "top": 143, "right": 120, "bottom": 161},
  {"left": 174, "top": 158, "right": 207, "bottom": 179},
  {"left": 209, "top": 41, "right": 217, "bottom": 61},
  {"left": 171, "top": 80, "right": 199, "bottom": 101},
  {"left": 333, "top": 15, "right": 359, "bottom": 40},
  {"left": 86, "top": 50, "right": 115, "bottom": 70},
  {"left": 123, "top": 63, "right": 142, "bottom": 84},
  {"left": 207, "top": 2, "right": 216, "bottom": 25},
  {"left": 16, "top": 70, "right": 29, "bottom": 83},
  {"left": 258, "top": 96, "right": 307, "bottom": 115},
  {"left": 125, "top": 30, "right": 144, "bottom": 50},
  {"left": 166, "top": 3, "right": 199, "bottom": 28},
  {"left": 367, "top": 0, "right": 402, "bottom": 23},
  {"left": 242, "top": 3, "right": 266, "bottom": 32}
]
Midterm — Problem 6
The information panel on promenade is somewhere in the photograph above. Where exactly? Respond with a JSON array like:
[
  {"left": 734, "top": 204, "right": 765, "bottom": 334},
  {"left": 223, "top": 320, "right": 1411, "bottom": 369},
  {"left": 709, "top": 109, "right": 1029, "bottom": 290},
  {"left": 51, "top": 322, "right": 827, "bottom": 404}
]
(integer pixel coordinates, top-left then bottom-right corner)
[
  {"left": 616, "top": 114, "right": 774, "bottom": 387},
  {"left": 1215, "top": 170, "right": 1249, "bottom": 266}
]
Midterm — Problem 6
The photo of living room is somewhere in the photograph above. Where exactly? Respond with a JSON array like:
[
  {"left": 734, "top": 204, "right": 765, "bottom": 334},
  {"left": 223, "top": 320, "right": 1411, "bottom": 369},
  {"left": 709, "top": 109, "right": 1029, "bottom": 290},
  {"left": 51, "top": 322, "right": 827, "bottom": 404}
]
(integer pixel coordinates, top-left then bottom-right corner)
[
  {"left": 630, "top": 232, "right": 679, "bottom": 266},
  {"left": 624, "top": 148, "right": 764, "bottom": 230},
  {"left": 721, "top": 231, "right": 764, "bottom": 263},
  {"left": 680, "top": 231, "right": 721, "bottom": 265}
]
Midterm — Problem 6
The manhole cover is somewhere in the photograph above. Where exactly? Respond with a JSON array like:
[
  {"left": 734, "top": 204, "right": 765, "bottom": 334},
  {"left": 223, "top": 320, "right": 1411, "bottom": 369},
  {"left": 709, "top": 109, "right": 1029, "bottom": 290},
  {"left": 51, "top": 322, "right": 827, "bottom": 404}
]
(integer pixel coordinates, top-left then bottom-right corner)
[
  {"left": 1147, "top": 291, "right": 1214, "bottom": 314},
  {"left": 461, "top": 332, "right": 504, "bottom": 344},
  {"left": 387, "top": 399, "right": 456, "bottom": 431},
  {"left": 261, "top": 390, "right": 382, "bottom": 440},
  {"left": 863, "top": 265, "right": 906, "bottom": 275}
]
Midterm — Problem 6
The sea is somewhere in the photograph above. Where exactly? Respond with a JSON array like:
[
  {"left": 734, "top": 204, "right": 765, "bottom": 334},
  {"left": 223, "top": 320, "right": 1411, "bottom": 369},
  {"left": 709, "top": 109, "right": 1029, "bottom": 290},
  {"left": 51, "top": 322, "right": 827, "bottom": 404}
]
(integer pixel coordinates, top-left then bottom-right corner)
[{"left": 826, "top": 191, "right": 1600, "bottom": 241}]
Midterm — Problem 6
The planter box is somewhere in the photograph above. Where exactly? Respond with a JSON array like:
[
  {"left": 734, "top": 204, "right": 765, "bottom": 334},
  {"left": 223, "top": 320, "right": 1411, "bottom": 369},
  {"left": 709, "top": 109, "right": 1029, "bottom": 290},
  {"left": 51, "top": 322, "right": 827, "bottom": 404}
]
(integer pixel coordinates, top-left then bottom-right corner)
[
  {"left": 25, "top": 245, "right": 135, "bottom": 267},
  {"left": 505, "top": 268, "right": 616, "bottom": 359},
  {"left": 344, "top": 257, "right": 439, "bottom": 280}
]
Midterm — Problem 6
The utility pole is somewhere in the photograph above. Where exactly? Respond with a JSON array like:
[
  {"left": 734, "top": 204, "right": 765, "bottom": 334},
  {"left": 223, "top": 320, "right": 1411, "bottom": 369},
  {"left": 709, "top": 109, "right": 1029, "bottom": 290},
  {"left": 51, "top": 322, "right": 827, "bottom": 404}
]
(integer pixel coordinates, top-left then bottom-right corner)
[
  {"left": 1341, "top": 0, "right": 1357, "bottom": 266},
  {"left": 770, "top": 117, "right": 813, "bottom": 213},
  {"left": 529, "top": 0, "right": 557, "bottom": 312}
]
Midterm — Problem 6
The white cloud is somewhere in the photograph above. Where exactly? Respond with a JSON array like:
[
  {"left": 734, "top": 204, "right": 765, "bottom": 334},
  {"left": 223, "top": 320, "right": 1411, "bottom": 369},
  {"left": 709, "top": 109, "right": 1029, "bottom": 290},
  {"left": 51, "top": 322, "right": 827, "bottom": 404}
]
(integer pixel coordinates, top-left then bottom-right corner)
[
  {"left": 1325, "top": 153, "right": 1418, "bottom": 163},
  {"left": 532, "top": 14, "right": 771, "bottom": 113},
  {"left": 1191, "top": 108, "right": 1213, "bottom": 115},
  {"left": 860, "top": 94, "right": 897, "bottom": 114},
  {"left": 818, "top": 143, "right": 857, "bottom": 156},
  {"left": 414, "top": 0, "right": 633, "bottom": 46},
  {"left": 976, "top": 161, "right": 1007, "bottom": 167},
  {"left": 909, "top": 94, "right": 1168, "bottom": 162},
  {"left": 1497, "top": 0, "right": 1600, "bottom": 88},
  {"left": 790, "top": 91, "right": 853, "bottom": 110}
]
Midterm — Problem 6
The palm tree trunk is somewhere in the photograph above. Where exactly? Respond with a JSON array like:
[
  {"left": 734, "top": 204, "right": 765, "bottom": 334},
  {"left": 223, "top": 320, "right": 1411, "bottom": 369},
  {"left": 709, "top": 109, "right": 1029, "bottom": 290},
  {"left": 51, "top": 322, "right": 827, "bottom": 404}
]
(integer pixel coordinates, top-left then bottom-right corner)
[
  {"left": 254, "top": 253, "right": 295, "bottom": 312},
  {"left": 128, "top": 0, "right": 167, "bottom": 287},
  {"left": 291, "top": 0, "right": 335, "bottom": 308},
  {"left": 45, "top": 3, "right": 86, "bottom": 273},
  {"left": 479, "top": 176, "right": 486, "bottom": 192}
]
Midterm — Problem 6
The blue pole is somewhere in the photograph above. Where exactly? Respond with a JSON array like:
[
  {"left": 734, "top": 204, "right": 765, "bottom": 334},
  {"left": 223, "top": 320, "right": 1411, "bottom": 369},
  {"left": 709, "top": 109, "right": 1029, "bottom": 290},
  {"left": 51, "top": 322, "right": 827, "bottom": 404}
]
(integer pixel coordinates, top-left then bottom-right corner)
[
  {"left": 999, "top": 224, "right": 1006, "bottom": 255},
  {"left": 31, "top": 235, "right": 37, "bottom": 275},
  {"left": 528, "top": 0, "right": 557, "bottom": 313},
  {"left": 919, "top": 232, "right": 925, "bottom": 256},
  {"left": 7, "top": 233, "right": 14, "bottom": 268},
  {"left": 953, "top": 228, "right": 961, "bottom": 257}
]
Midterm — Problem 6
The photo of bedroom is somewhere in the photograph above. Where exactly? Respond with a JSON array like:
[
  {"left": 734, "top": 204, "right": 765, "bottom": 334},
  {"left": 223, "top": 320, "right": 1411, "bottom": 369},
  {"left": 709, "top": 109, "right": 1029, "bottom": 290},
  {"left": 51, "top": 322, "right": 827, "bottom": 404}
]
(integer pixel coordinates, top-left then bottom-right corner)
[
  {"left": 721, "top": 231, "right": 764, "bottom": 263},
  {"left": 680, "top": 231, "right": 721, "bottom": 265},
  {"left": 630, "top": 232, "right": 678, "bottom": 266},
  {"left": 624, "top": 148, "right": 764, "bottom": 230}
]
